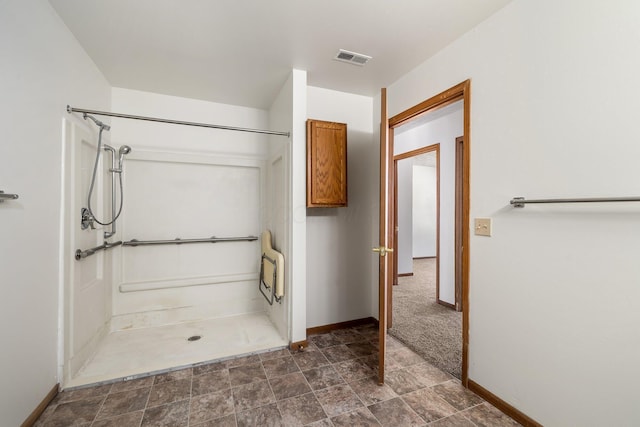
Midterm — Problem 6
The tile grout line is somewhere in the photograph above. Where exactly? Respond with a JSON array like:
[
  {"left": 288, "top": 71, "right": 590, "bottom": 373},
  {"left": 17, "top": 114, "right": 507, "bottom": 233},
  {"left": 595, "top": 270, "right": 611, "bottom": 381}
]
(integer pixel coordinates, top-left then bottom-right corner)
[
  {"left": 296, "top": 356, "right": 332, "bottom": 424},
  {"left": 89, "top": 393, "right": 109, "bottom": 426},
  {"left": 458, "top": 402, "right": 500, "bottom": 427},
  {"left": 348, "top": 380, "right": 381, "bottom": 424},
  {"left": 260, "top": 359, "right": 287, "bottom": 423},
  {"left": 228, "top": 370, "right": 238, "bottom": 427},
  {"left": 368, "top": 333, "right": 444, "bottom": 427},
  {"left": 323, "top": 330, "right": 385, "bottom": 424},
  {"left": 422, "top": 385, "right": 463, "bottom": 424},
  {"left": 426, "top": 384, "right": 485, "bottom": 426},
  {"left": 186, "top": 373, "right": 193, "bottom": 427},
  {"left": 225, "top": 366, "right": 235, "bottom": 426},
  {"left": 229, "top": 359, "right": 281, "bottom": 421},
  {"left": 141, "top": 378, "right": 153, "bottom": 426},
  {"left": 266, "top": 354, "right": 331, "bottom": 425}
]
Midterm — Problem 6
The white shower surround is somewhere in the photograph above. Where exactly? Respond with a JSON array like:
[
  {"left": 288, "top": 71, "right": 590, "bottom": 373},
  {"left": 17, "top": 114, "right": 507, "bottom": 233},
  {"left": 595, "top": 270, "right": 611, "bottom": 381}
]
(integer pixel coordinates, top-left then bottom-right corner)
[
  {"left": 110, "top": 90, "right": 274, "bottom": 324},
  {"left": 111, "top": 150, "right": 266, "bottom": 329},
  {"left": 62, "top": 83, "right": 303, "bottom": 386}
]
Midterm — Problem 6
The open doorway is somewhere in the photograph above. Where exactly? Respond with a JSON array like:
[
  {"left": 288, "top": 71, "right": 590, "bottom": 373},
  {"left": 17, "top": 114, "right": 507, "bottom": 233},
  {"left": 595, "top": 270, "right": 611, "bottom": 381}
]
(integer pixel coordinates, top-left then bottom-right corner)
[
  {"left": 377, "top": 80, "right": 470, "bottom": 387},
  {"left": 394, "top": 145, "right": 440, "bottom": 294},
  {"left": 388, "top": 99, "right": 464, "bottom": 379}
]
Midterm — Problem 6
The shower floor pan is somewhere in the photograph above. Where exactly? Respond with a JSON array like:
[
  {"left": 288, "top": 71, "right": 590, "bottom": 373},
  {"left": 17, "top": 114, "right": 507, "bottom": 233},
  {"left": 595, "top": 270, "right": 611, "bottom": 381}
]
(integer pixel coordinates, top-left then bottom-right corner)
[{"left": 67, "top": 312, "right": 287, "bottom": 388}]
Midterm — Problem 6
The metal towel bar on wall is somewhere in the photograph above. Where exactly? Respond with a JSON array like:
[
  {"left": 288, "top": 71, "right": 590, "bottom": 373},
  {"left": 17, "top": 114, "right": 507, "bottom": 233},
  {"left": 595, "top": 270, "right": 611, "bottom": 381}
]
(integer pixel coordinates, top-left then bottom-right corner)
[
  {"left": 510, "top": 196, "right": 640, "bottom": 208},
  {"left": 0, "top": 190, "right": 19, "bottom": 202}
]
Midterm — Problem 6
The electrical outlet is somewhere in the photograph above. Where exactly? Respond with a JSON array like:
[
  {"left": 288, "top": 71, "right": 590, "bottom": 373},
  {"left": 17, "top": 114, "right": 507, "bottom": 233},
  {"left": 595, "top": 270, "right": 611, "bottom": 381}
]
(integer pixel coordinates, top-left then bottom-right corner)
[{"left": 474, "top": 218, "right": 492, "bottom": 237}]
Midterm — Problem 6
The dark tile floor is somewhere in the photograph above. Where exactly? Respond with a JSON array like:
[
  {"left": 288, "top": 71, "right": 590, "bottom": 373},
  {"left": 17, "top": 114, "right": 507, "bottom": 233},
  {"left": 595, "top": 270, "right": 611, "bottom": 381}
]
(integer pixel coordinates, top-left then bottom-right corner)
[{"left": 35, "top": 324, "right": 520, "bottom": 426}]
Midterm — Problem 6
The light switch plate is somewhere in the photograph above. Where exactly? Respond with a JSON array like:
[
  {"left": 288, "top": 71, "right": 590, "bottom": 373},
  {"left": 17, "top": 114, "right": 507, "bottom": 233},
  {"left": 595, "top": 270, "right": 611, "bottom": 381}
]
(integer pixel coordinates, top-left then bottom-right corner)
[{"left": 474, "top": 218, "right": 492, "bottom": 236}]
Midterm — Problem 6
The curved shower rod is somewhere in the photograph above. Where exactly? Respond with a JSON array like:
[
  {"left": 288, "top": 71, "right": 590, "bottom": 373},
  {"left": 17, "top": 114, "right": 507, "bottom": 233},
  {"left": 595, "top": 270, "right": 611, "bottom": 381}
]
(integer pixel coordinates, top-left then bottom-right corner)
[{"left": 67, "top": 105, "right": 290, "bottom": 137}]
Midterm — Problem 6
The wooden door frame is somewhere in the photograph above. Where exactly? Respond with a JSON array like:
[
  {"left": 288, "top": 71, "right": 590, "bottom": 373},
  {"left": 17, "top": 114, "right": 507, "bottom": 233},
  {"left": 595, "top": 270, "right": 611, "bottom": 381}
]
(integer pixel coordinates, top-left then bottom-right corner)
[
  {"left": 377, "top": 88, "right": 389, "bottom": 385},
  {"left": 383, "top": 80, "right": 471, "bottom": 386},
  {"left": 454, "top": 136, "right": 464, "bottom": 312},
  {"left": 392, "top": 144, "right": 441, "bottom": 330}
]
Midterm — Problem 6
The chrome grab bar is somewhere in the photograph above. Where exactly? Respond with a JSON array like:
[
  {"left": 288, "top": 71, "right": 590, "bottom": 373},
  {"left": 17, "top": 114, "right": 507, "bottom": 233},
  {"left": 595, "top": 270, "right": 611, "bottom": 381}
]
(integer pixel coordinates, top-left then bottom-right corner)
[
  {"left": 0, "top": 191, "right": 19, "bottom": 202},
  {"left": 511, "top": 196, "right": 640, "bottom": 208},
  {"left": 122, "top": 236, "right": 258, "bottom": 247},
  {"left": 75, "top": 241, "right": 122, "bottom": 260},
  {"left": 76, "top": 236, "right": 257, "bottom": 260}
]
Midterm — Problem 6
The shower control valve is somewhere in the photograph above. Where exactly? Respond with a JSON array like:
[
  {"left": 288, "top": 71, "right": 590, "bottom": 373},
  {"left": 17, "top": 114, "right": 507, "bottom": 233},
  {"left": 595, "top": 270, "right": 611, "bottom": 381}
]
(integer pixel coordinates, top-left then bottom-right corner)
[{"left": 80, "top": 207, "right": 96, "bottom": 230}]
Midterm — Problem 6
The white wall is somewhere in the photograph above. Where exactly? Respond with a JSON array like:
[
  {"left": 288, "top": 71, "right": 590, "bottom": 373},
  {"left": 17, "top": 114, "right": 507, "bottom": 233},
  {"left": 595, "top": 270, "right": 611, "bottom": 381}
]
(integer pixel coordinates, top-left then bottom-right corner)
[
  {"left": 306, "top": 86, "right": 375, "bottom": 327},
  {"left": 396, "top": 159, "right": 414, "bottom": 274},
  {"left": 413, "top": 165, "right": 437, "bottom": 257},
  {"left": 0, "top": 0, "right": 111, "bottom": 424},
  {"left": 267, "top": 70, "right": 308, "bottom": 342},
  {"left": 108, "top": 88, "right": 271, "bottom": 330},
  {"left": 395, "top": 105, "right": 462, "bottom": 304},
  {"left": 267, "top": 71, "right": 301, "bottom": 341},
  {"left": 388, "top": 1, "right": 640, "bottom": 424},
  {"left": 288, "top": 70, "right": 308, "bottom": 342}
]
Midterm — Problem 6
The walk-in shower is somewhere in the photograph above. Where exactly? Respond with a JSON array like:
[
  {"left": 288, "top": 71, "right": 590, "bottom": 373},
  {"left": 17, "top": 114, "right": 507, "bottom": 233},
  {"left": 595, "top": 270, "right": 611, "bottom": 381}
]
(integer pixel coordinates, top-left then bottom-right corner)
[{"left": 63, "top": 102, "right": 291, "bottom": 388}]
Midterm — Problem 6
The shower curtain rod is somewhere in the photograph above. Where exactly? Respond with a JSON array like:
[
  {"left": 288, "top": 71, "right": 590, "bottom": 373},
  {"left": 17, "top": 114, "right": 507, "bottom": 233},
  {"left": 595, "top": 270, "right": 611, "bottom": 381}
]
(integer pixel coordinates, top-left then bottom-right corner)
[{"left": 67, "top": 105, "right": 290, "bottom": 137}]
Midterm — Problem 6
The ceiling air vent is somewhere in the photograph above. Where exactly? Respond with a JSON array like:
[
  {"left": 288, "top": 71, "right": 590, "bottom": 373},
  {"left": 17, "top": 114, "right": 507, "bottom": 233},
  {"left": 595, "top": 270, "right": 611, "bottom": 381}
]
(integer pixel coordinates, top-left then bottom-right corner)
[{"left": 334, "top": 49, "right": 372, "bottom": 66}]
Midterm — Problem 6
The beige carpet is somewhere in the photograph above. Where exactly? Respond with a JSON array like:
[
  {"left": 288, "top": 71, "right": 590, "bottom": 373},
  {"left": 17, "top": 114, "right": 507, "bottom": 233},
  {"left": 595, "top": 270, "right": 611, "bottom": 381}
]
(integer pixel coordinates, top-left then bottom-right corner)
[{"left": 389, "top": 258, "right": 462, "bottom": 378}]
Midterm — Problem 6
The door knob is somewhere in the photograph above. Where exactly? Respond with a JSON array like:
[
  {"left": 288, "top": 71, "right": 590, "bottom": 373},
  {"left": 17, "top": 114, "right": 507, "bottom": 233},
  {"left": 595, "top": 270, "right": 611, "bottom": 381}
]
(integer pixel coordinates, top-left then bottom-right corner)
[{"left": 372, "top": 246, "right": 394, "bottom": 257}]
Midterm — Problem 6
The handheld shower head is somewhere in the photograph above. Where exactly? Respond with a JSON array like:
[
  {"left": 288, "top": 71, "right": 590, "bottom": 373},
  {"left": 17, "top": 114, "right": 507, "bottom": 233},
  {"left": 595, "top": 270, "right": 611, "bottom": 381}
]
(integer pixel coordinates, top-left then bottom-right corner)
[
  {"left": 118, "top": 145, "right": 132, "bottom": 169},
  {"left": 83, "top": 113, "right": 110, "bottom": 131}
]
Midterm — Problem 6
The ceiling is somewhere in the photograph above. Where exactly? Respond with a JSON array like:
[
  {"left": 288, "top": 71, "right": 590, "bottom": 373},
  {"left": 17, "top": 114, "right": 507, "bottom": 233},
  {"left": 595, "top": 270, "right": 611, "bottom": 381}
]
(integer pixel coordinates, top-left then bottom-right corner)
[
  {"left": 410, "top": 152, "right": 437, "bottom": 168},
  {"left": 49, "top": 0, "right": 512, "bottom": 109}
]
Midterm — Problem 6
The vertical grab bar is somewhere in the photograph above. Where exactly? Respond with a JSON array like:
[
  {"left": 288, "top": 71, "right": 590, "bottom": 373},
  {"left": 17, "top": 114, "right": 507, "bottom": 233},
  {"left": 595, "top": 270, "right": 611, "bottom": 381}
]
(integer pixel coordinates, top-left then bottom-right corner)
[{"left": 103, "top": 145, "right": 117, "bottom": 239}]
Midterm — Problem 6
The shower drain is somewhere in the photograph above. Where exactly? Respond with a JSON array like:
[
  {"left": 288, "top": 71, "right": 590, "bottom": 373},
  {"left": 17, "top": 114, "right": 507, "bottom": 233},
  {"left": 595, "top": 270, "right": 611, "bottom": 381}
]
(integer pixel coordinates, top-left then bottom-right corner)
[{"left": 187, "top": 335, "right": 202, "bottom": 342}]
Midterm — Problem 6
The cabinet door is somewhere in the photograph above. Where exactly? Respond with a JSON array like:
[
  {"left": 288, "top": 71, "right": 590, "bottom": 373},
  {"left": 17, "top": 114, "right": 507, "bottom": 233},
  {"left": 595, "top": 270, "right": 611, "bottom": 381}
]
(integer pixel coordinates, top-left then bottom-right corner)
[{"left": 306, "top": 119, "right": 347, "bottom": 207}]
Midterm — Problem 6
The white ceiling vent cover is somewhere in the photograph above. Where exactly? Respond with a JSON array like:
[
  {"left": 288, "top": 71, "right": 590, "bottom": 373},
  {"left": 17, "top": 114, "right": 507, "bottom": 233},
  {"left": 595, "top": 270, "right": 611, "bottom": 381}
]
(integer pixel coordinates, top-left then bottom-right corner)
[{"left": 334, "top": 49, "right": 372, "bottom": 66}]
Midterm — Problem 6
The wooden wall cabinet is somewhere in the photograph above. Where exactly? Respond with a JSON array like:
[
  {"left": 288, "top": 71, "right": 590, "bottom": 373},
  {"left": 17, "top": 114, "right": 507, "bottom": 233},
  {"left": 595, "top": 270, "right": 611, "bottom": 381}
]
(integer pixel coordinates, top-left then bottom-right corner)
[{"left": 306, "top": 119, "right": 347, "bottom": 207}]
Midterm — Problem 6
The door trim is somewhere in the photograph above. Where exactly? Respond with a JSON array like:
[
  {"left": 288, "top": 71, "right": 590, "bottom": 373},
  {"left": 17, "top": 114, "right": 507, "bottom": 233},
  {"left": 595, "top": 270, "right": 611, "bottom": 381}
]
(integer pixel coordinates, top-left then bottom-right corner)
[
  {"left": 385, "top": 80, "right": 471, "bottom": 386},
  {"left": 454, "top": 136, "right": 464, "bottom": 312}
]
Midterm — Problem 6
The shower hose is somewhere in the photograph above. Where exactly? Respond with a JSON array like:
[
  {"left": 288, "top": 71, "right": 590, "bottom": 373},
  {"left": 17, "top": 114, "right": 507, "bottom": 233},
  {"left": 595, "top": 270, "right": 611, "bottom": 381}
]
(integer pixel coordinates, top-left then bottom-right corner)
[{"left": 86, "top": 125, "right": 124, "bottom": 226}]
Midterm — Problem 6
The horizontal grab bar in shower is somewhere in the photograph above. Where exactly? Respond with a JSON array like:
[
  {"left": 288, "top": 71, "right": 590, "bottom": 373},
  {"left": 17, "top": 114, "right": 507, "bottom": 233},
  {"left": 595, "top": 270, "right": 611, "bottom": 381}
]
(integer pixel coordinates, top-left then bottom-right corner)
[
  {"left": 510, "top": 196, "right": 640, "bottom": 208},
  {"left": 75, "top": 240, "right": 122, "bottom": 260},
  {"left": 122, "top": 236, "right": 258, "bottom": 246}
]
